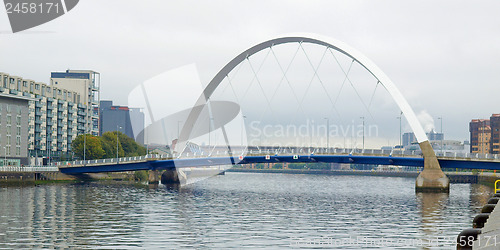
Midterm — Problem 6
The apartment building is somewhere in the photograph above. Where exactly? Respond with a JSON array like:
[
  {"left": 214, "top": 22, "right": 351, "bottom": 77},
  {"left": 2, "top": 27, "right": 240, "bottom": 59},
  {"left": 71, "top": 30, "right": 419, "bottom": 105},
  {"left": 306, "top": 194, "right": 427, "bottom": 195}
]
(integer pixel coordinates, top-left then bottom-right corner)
[
  {"left": 470, "top": 119, "right": 491, "bottom": 154},
  {"left": 0, "top": 71, "right": 99, "bottom": 162},
  {"left": 51, "top": 70, "right": 100, "bottom": 136}
]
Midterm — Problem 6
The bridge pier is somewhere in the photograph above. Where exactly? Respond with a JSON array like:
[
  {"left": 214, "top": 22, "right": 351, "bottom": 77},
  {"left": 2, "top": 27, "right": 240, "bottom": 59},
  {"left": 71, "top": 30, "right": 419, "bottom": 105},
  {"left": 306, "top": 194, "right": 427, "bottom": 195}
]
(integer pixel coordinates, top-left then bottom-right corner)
[
  {"left": 161, "top": 169, "right": 187, "bottom": 185},
  {"left": 416, "top": 141, "right": 450, "bottom": 193},
  {"left": 148, "top": 170, "right": 161, "bottom": 184}
]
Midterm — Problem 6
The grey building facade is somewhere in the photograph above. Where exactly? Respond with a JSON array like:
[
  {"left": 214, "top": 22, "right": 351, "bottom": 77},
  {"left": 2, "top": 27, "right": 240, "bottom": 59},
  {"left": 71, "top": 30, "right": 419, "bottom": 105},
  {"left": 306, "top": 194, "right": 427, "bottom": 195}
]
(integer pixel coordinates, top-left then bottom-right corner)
[
  {"left": 99, "top": 100, "right": 144, "bottom": 144},
  {"left": 0, "top": 93, "right": 31, "bottom": 165}
]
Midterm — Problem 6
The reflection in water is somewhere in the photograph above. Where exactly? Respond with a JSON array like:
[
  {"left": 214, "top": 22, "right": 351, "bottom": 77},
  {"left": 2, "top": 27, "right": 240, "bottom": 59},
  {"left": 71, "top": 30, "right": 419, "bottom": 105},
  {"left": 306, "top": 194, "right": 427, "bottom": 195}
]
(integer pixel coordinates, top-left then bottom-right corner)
[
  {"left": 470, "top": 184, "right": 494, "bottom": 210},
  {"left": 0, "top": 175, "right": 494, "bottom": 249},
  {"left": 417, "top": 192, "right": 449, "bottom": 247}
]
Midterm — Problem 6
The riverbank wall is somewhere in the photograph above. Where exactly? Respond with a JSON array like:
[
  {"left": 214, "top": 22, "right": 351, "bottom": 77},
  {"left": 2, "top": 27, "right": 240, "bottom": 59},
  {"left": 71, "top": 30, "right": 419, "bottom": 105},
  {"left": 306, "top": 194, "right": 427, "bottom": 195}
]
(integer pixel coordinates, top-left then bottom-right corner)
[{"left": 0, "top": 171, "right": 134, "bottom": 185}]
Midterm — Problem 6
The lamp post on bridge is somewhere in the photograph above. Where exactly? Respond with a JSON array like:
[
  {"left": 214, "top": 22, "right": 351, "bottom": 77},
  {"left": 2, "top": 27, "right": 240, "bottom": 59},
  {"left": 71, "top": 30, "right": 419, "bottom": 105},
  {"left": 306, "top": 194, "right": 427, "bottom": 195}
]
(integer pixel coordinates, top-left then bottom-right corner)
[
  {"left": 360, "top": 116, "right": 365, "bottom": 151},
  {"left": 116, "top": 125, "right": 122, "bottom": 164},
  {"left": 397, "top": 112, "right": 402, "bottom": 154},
  {"left": 324, "top": 117, "right": 329, "bottom": 153},
  {"left": 438, "top": 116, "right": 443, "bottom": 154},
  {"left": 83, "top": 126, "right": 86, "bottom": 165}
]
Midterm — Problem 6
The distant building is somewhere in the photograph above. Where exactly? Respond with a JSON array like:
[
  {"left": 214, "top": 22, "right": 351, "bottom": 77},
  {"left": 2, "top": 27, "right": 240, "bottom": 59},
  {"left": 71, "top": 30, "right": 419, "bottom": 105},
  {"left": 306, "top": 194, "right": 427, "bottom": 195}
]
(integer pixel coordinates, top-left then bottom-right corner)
[
  {"left": 402, "top": 130, "right": 444, "bottom": 149},
  {"left": 429, "top": 140, "right": 465, "bottom": 152},
  {"left": 99, "top": 100, "right": 144, "bottom": 144},
  {"left": 402, "top": 132, "right": 417, "bottom": 147},
  {"left": 470, "top": 119, "right": 491, "bottom": 154},
  {"left": 490, "top": 114, "right": 500, "bottom": 154},
  {"left": 427, "top": 129, "right": 444, "bottom": 141}
]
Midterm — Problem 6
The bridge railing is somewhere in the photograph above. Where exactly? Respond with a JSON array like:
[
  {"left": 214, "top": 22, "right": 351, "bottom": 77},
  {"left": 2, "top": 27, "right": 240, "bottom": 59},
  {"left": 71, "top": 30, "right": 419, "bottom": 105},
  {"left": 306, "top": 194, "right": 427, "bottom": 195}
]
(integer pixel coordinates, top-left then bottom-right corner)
[
  {"left": 170, "top": 147, "right": 422, "bottom": 158},
  {"left": 0, "top": 166, "right": 59, "bottom": 172},
  {"left": 53, "top": 147, "right": 500, "bottom": 168},
  {"left": 435, "top": 151, "right": 500, "bottom": 160},
  {"left": 54, "top": 154, "right": 172, "bottom": 167}
]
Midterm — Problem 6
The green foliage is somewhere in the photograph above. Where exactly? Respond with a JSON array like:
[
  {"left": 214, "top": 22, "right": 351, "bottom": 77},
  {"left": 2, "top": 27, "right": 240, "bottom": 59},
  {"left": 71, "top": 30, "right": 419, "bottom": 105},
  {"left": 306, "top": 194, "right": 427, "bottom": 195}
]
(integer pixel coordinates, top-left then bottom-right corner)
[
  {"left": 101, "top": 131, "right": 147, "bottom": 158},
  {"left": 134, "top": 170, "right": 149, "bottom": 181},
  {"left": 255, "top": 163, "right": 266, "bottom": 169},
  {"left": 288, "top": 163, "right": 307, "bottom": 169},
  {"left": 72, "top": 132, "right": 146, "bottom": 160},
  {"left": 272, "top": 163, "right": 283, "bottom": 169},
  {"left": 72, "top": 134, "right": 105, "bottom": 160}
]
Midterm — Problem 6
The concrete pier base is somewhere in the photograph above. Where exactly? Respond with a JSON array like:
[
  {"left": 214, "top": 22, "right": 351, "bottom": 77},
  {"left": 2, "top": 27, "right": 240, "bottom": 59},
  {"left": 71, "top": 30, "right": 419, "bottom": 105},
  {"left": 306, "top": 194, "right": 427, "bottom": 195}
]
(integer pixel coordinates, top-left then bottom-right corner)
[
  {"left": 161, "top": 169, "right": 187, "bottom": 185},
  {"left": 415, "top": 140, "right": 450, "bottom": 193},
  {"left": 148, "top": 170, "right": 161, "bottom": 185}
]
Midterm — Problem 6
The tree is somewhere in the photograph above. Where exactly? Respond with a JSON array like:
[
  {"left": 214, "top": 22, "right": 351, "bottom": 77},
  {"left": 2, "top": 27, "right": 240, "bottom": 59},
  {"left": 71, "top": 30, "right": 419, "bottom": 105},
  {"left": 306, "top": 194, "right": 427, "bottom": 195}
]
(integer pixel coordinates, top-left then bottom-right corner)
[
  {"left": 72, "top": 134, "right": 105, "bottom": 160},
  {"left": 101, "top": 131, "right": 125, "bottom": 159},
  {"left": 71, "top": 131, "right": 147, "bottom": 160},
  {"left": 100, "top": 131, "right": 146, "bottom": 159}
]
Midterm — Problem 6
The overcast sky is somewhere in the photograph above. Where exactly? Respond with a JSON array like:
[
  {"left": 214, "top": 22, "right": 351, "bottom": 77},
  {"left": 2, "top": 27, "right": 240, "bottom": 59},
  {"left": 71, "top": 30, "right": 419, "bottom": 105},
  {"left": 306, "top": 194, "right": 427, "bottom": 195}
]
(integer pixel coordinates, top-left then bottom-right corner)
[{"left": 1, "top": 0, "right": 499, "bottom": 143}]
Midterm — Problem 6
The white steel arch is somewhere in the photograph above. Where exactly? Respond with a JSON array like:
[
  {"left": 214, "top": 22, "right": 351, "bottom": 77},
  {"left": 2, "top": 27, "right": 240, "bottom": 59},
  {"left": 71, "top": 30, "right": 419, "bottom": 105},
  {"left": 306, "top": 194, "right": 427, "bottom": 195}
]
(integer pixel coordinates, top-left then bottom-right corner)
[{"left": 181, "top": 33, "right": 429, "bottom": 148}]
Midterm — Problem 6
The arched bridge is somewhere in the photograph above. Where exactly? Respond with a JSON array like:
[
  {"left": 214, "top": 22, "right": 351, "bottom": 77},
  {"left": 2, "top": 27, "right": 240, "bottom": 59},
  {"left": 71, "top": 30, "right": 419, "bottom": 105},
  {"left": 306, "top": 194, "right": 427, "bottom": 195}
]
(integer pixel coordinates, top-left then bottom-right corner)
[{"left": 59, "top": 34, "right": 480, "bottom": 192}]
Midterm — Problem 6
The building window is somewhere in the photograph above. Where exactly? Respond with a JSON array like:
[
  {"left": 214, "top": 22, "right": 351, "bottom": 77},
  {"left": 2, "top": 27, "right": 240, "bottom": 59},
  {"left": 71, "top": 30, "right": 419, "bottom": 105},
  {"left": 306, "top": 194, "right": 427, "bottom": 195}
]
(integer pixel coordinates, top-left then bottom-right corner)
[
  {"left": 16, "top": 136, "right": 20, "bottom": 145},
  {"left": 16, "top": 127, "right": 20, "bottom": 136},
  {"left": 30, "top": 83, "right": 33, "bottom": 92},
  {"left": 6, "top": 135, "right": 10, "bottom": 145},
  {"left": 6, "top": 115, "right": 11, "bottom": 125},
  {"left": 15, "top": 146, "right": 20, "bottom": 156},
  {"left": 6, "top": 146, "right": 10, "bottom": 156},
  {"left": 35, "top": 84, "right": 40, "bottom": 90},
  {"left": 16, "top": 107, "right": 21, "bottom": 115},
  {"left": 3, "top": 76, "right": 6, "bottom": 87},
  {"left": 6, "top": 105, "right": 10, "bottom": 113},
  {"left": 22, "top": 81, "right": 27, "bottom": 87}
]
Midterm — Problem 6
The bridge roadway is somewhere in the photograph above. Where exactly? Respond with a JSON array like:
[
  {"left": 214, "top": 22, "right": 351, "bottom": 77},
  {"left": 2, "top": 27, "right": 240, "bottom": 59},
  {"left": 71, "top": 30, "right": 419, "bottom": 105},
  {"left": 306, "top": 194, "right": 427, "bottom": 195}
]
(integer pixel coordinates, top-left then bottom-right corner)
[{"left": 57, "top": 151, "right": 500, "bottom": 174}]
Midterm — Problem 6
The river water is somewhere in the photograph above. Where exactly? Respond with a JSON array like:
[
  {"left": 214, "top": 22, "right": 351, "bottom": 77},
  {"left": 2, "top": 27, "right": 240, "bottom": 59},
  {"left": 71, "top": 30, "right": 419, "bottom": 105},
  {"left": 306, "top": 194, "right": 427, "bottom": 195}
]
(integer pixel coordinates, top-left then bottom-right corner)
[{"left": 0, "top": 172, "right": 493, "bottom": 249}]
